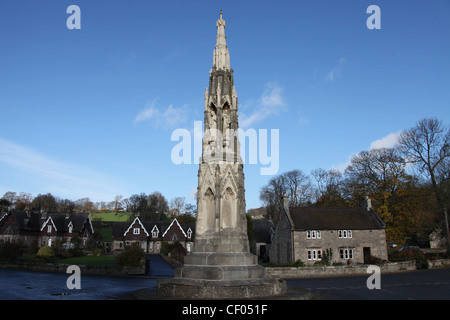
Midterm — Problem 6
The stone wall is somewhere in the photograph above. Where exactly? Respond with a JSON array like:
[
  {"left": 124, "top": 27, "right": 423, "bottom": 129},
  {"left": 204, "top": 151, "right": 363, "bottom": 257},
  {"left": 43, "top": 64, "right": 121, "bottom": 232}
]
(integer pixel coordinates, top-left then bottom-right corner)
[
  {"left": 0, "top": 262, "right": 145, "bottom": 276},
  {"left": 427, "top": 259, "right": 450, "bottom": 269},
  {"left": 265, "top": 261, "right": 416, "bottom": 279},
  {"left": 294, "top": 229, "right": 388, "bottom": 265}
]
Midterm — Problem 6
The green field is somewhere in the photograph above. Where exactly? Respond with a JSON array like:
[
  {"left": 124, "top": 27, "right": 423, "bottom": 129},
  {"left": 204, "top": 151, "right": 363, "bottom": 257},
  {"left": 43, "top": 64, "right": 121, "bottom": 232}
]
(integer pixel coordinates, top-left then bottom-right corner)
[{"left": 91, "top": 212, "right": 132, "bottom": 222}]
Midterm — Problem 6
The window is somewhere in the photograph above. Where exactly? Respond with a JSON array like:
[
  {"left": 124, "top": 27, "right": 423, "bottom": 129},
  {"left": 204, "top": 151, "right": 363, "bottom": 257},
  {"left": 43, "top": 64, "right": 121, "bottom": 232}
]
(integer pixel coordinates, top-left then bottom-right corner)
[
  {"left": 152, "top": 226, "right": 159, "bottom": 238},
  {"left": 307, "top": 249, "right": 323, "bottom": 261},
  {"left": 339, "top": 248, "right": 354, "bottom": 260},
  {"left": 307, "top": 230, "right": 321, "bottom": 239},
  {"left": 47, "top": 225, "right": 52, "bottom": 233},
  {"left": 133, "top": 228, "right": 140, "bottom": 235},
  {"left": 187, "top": 229, "right": 192, "bottom": 239},
  {"left": 338, "top": 230, "right": 352, "bottom": 238},
  {"left": 187, "top": 243, "right": 191, "bottom": 253}
]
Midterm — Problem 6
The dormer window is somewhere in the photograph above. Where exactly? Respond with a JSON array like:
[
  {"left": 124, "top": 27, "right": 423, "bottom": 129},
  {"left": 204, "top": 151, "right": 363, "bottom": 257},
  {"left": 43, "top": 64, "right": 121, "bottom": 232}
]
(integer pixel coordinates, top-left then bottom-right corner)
[
  {"left": 133, "top": 228, "right": 140, "bottom": 235},
  {"left": 187, "top": 228, "right": 192, "bottom": 239},
  {"left": 47, "top": 225, "right": 52, "bottom": 233},
  {"left": 151, "top": 226, "right": 159, "bottom": 238}
]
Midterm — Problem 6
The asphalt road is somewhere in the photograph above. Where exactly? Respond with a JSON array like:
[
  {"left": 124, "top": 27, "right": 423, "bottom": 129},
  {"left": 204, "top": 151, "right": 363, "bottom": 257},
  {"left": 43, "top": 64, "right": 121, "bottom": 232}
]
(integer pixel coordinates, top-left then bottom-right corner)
[{"left": 286, "top": 267, "right": 450, "bottom": 300}]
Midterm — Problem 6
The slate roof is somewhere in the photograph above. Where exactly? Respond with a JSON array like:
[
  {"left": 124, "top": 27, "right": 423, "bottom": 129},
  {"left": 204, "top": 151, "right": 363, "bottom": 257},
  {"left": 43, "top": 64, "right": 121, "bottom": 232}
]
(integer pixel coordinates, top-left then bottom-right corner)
[
  {"left": 288, "top": 207, "right": 385, "bottom": 231},
  {"left": 1, "top": 210, "right": 92, "bottom": 234},
  {"left": 252, "top": 219, "right": 274, "bottom": 243},
  {"left": 112, "top": 218, "right": 195, "bottom": 239}
]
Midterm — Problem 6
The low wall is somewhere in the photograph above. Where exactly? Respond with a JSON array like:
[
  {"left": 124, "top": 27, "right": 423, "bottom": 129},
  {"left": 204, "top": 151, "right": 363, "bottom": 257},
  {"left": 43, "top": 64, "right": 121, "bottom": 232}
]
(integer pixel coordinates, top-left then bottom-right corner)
[
  {"left": 265, "top": 261, "right": 416, "bottom": 279},
  {"left": 0, "top": 262, "right": 145, "bottom": 277},
  {"left": 427, "top": 259, "right": 450, "bottom": 269}
]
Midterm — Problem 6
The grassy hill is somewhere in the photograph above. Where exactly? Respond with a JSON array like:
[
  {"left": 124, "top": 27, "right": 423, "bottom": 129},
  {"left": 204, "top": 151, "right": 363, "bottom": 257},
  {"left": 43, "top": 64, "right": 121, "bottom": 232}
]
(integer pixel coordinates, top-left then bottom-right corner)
[{"left": 91, "top": 212, "right": 132, "bottom": 222}]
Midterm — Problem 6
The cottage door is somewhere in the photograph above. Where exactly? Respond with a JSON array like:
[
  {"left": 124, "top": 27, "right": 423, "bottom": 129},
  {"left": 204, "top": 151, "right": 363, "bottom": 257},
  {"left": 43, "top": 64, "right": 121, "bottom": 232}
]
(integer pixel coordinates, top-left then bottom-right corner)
[{"left": 363, "top": 247, "right": 371, "bottom": 264}]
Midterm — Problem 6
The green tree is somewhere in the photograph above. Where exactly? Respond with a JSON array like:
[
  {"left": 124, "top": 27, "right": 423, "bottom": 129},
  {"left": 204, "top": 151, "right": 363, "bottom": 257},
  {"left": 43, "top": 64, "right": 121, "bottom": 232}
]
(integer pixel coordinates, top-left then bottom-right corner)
[{"left": 115, "top": 243, "right": 146, "bottom": 267}]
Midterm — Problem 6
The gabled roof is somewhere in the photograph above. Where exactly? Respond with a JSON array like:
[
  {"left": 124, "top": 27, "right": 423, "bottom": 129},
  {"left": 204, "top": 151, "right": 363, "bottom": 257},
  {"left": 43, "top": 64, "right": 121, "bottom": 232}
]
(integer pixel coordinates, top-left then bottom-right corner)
[
  {"left": 123, "top": 217, "right": 150, "bottom": 236},
  {"left": 112, "top": 218, "right": 195, "bottom": 240},
  {"left": 252, "top": 219, "right": 274, "bottom": 243},
  {"left": 287, "top": 207, "right": 385, "bottom": 231},
  {"left": 162, "top": 218, "right": 186, "bottom": 238},
  {"left": 2, "top": 210, "right": 93, "bottom": 234}
]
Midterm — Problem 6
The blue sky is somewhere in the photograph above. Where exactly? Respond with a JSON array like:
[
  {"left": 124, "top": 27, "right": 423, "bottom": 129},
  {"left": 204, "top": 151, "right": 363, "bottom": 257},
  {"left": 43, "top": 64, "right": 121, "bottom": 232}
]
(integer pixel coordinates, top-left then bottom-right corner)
[{"left": 0, "top": 0, "right": 449, "bottom": 210}]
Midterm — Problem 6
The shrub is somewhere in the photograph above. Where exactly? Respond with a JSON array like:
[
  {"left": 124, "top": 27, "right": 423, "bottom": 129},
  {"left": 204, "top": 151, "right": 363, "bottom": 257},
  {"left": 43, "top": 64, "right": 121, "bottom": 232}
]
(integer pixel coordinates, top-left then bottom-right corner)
[
  {"left": 37, "top": 245, "right": 54, "bottom": 257},
  {"left": 390, "top": 248, "right": 428, "bottom": 269},
  {"left": 115, "top": 243, "right": 146, "bottom": 267},
  {"left": 169, "top": 242, "right": 187, "bottom": 264}
]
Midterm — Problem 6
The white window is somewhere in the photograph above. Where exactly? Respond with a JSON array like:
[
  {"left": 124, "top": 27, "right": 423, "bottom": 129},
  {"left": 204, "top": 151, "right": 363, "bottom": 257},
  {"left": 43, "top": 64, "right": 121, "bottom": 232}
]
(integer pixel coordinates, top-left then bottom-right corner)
[
  {"left": 307, "top": 249, "right": 323, "bottom": 261},
  {"left": 47, "top": 225, "right": 52, "bottom": 233},
  {"left": 338, "top": 230, "right": 352, "bottom": 238},
  {"left": 187, "top": 229, "right": 192, "bottom": 239},
  {"left": 151, "top": 226, "right": 159, "bottom": 238},
  {"left": 307, "top": 230, "right": 321, "bottom": 239},
  {"left": 339, "top": 248, "right": 354, "bottom": 260},
  {"left": 187, "top": 243, "right": 191, "bottom": 253},
  {"left": 133, "top": 228, "right": 140, "bottom": 235}
]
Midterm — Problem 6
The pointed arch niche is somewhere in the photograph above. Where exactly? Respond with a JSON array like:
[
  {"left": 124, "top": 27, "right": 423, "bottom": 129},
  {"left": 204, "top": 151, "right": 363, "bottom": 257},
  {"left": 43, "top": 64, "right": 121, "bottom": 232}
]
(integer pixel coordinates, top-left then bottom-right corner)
[
  {"left": 221, "top": 187, "right": 236, "bottom": 229},
  {"left": 197, "top": 187, "right": 216, "bottom": 236}
]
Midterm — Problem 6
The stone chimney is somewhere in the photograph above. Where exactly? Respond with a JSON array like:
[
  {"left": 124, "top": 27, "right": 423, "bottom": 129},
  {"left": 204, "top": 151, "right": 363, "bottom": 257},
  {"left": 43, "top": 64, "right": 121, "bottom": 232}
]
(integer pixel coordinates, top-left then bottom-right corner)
[
  {"left": 25, "top": 204, "right": 31, "bottom": 217},
  {"left": 364, "top": 196, "right": 372, "bottom": 211},
  {"left": 283, "top": 193, "right": 289, "bottom": 214},
  {"left": 41, "top": 206, "right": 47, "bottom": 220}
]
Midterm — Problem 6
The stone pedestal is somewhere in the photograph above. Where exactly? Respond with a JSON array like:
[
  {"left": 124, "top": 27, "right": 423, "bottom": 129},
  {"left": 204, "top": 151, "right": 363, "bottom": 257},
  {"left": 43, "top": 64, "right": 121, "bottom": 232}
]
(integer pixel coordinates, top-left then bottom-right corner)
[
  {"left": 158, "top": 252, "right": 286, "bottom": 299},
  {"left": 158, "top": 277, "right": 286, "bottom": 299}
]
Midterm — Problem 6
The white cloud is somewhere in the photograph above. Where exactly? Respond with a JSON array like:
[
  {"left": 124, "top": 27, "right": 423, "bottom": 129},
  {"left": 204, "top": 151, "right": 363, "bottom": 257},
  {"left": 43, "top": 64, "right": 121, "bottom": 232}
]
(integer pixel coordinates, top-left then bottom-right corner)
[
  {"left": 331, "top": 132, "right": 402, "bottom": 173},
  {"left": 369, "top": 132, "right": 401, "bottom": 150},
  {"left": 240, "top": 82, "right": 286, "bottom": 129},
  {"left": 0, "top": 138, "right": 124, "bottom": 202},
  {"left": 325, "top": 57, "right": 346, "bottom": 82},
  {"left": 133, "top": 98, "right": 188, "bottom": 128},
  {"left": 331, "top": 153, "right": 355, "bottom": 173}
]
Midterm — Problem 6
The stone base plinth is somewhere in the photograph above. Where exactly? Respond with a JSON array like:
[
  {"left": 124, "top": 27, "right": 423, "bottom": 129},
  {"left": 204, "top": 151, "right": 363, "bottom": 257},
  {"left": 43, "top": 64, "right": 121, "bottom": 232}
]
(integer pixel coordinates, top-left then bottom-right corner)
[{"left": 157, "top": 277, "right": 287, "bottom": 299}]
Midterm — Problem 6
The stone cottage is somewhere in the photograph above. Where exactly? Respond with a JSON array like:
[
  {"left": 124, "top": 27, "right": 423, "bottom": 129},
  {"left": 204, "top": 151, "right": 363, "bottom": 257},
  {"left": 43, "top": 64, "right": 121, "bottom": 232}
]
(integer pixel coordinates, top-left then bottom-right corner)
[
  {"left": 112, "top": 216, "right": 195, "bottom": 254},
  {"left": 270, "top": 195, "right": 388, "bottom": 265},
  {"left": 0, "top": 209, "right": 94, "bottom": 248}
]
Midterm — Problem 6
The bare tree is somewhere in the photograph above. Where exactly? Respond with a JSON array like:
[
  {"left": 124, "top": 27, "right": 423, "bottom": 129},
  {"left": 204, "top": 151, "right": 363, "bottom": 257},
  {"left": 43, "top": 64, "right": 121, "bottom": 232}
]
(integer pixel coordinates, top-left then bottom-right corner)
[
  {"left": 113, "top": 195, "right": 124, "bottom": 212},
  {"left": 259, "top": 170, "right": 312, "bottom": 222},
  {"left": 170, "top": 196, "right": 187, "bottom": 216},
  {"left": 284, "top": 169, "right": 311, "bottom": 207},
  {"left": 398, "top": 118, "right": 450, "bottom": 253}
]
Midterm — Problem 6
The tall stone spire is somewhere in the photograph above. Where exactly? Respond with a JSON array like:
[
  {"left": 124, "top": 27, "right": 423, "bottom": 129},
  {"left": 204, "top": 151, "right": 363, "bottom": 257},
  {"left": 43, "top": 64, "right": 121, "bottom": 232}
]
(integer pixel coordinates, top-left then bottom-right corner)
[
  {"left": 197, "top": 9, "right": 245, "bottom": 254},
  {"left": 158, "top": 12, "right": 286, "bottom": 298},
  {"left": 212, "top": 10, "right": 230, "bottom": 71}
]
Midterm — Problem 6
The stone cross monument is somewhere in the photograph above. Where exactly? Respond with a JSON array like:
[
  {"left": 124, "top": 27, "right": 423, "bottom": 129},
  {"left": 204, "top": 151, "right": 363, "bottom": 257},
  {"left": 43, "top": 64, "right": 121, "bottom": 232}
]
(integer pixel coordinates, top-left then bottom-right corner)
[{"left": 158, "top": 11, "right": 286, "bottom": 299}]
